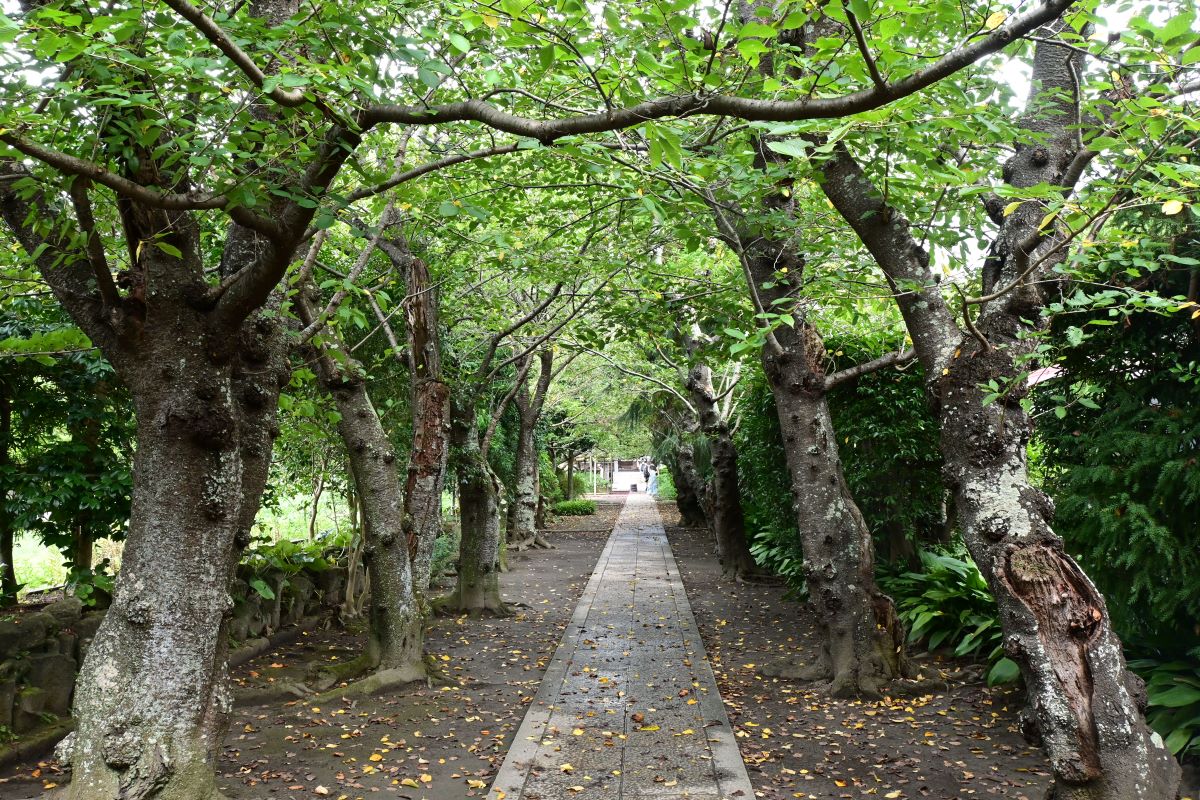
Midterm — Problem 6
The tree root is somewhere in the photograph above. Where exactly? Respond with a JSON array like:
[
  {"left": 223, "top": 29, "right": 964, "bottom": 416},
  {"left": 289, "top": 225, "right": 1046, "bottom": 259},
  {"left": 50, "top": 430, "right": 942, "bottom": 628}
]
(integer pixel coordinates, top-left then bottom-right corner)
[
  {"left": 310, "top": 662, "right": 429, "bottom": 704},
  {"left": 307, "top": 653, "right": 376, "bottom": 693},
  {"left": 430, "top": 593, "right": 514, "bottom": 618}
]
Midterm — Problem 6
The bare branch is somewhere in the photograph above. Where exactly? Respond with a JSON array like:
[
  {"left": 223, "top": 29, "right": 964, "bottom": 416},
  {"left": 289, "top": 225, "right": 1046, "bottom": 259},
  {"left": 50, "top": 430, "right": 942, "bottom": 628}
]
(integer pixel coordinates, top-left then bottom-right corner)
[
  {"left": 845, "top": 10, "right": 887, "bottom": 91},
  {"left": 824, "top": 348, "right": 916, "bottom": 391},
  {"left": 67, "top": 177, "right": 119, "bottom": 309}
]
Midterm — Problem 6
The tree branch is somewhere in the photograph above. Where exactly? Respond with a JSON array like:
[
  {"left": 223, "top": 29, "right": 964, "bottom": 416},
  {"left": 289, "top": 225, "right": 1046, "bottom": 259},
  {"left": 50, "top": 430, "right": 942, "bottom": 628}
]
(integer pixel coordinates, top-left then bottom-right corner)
[
  {"left": 67, "top": 177, "right": 119, "bottom": 309},
  {"left": 824, "top": 348, "right": 916, "bottom": 391},
  {"left": 845, "top": 10, "right": 887, "bottom": 91}
]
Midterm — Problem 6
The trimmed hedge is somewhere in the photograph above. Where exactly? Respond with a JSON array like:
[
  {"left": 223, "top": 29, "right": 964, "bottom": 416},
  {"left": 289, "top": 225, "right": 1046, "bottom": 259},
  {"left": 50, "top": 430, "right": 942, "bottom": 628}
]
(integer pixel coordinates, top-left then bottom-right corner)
[{"left": 552, "top": 499, "right": 596, "bottom": 516}]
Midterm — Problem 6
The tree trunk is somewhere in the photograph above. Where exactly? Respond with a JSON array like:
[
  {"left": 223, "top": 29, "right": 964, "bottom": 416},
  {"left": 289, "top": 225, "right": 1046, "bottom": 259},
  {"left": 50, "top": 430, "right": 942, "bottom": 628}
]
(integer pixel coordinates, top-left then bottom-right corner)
[
  {"left": 444, "top": 399, "right": 506, "bottom": 614},
  {"left": 509, "top": 352, "right": 553, "bottom": 550},
  {"left": 759, "top": 325, "right": 906, "bottom": 696},
  {"left": 669, "top": 451, "right": 706, "bottom": 528},
  {"left": 565, "top": 449, "right": 575, "bottom": 499},
  {"left": 295, "top": 282, "right": 424, "bottom": 683},
  {"left": 307, "top": 468, "right": 325, "bottom": 541},
  {"left": 399, "top": 255, "right": 450, "bottom": 602},
  {"left": 0, "top": 384, "right": 17, "bottom": 606},
  {"left": 674, "top": 443, "right": 708, "bottom": 528},
  {"left": 816, "top": 29, "right": 1180, "bottom": 797},
  {"left": 682, "top": 358, "right": 756, "bottom": 579},
  {"left": 51, "top": 245, "right": 288, "bottom": 800},
  {"left": 733, "top": 228, "right": 906, "bottom": 694}
]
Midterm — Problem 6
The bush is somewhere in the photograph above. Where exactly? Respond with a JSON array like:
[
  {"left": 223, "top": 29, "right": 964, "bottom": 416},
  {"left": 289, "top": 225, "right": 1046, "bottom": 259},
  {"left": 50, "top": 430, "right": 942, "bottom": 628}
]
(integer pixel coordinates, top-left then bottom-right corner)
[
  {"left": 878, "top": 549, "right": 1017, "bottom": 685},
  {"left": 1127, "top": 658, "right": 1200, "bottom": 758},
  {"left": 734, "top": 376, "right": 802, "bottom": 587},
  {"left": 552, "top": 499, "right": 596, "bottom": 516},
  {"left": 556, "top": 470, "right": 588, "bottom": 500},
  {"left": 653, "top": 470, "right": 676, "bottom": 500}
]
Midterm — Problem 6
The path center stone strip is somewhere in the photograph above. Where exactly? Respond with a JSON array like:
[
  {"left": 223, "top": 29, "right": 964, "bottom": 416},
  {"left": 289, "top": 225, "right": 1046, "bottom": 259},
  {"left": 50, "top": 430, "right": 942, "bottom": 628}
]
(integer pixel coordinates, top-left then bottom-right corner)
[{"left": 491, "top": 494, "right": 754, "bottom": 800}]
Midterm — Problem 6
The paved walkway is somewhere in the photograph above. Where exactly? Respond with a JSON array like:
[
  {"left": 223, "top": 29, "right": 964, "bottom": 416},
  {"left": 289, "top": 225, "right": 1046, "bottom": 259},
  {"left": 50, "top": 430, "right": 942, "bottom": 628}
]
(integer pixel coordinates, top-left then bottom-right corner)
[{"left": 491, "top": 494, "right": 753, "bottom": 800}]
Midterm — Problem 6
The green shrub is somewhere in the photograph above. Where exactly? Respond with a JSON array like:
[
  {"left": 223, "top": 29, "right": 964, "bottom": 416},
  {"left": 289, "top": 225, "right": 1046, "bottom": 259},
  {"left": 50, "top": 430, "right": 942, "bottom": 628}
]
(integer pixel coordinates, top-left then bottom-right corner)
[
  {"left": 430, "top": 520, "right": 461, "bottom": 578},
  {"left": 653, "top": 470, "right": 676, "bottom": 500},
  {"left": 1127, "top": 658, "right": 1200, "bottom": 758},
  {"left": 734, "top": 377, "right": 802, "bottom": 586},
  {"left": 878, "top": 550, "right": 1016, "bottom": 685},
  {"left": 552, "top": 499, "right": 596, "bottom": 516}
]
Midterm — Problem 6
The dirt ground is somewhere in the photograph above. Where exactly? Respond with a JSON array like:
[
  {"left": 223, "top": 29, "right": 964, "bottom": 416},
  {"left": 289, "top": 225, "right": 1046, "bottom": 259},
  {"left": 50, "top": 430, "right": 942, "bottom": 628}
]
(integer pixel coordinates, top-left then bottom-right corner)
[
  {"left": 661, "top": 503, "right": 1055, "bottom": 800},
  {"left": 2, "top": 496, "right": 1196, "bottom": 800},
  {"left": 0, "top": 499, "right": 623, "bottom": 800}
]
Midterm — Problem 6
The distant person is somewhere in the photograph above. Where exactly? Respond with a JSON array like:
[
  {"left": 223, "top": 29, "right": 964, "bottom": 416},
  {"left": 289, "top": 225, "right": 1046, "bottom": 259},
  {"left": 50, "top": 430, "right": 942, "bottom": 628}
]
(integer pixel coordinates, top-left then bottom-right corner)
[
  {"left": 647, "top": 465, "right": 659, "bottom": 496},
  {"left": 642, "top": 464, "right": 650, "bottom": 483}
]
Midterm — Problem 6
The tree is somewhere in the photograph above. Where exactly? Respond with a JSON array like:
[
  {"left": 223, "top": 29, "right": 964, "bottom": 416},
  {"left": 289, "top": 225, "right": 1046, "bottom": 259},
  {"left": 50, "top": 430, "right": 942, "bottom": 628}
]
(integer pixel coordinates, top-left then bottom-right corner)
[{"left": 817, "top": 22, "right": 1183, "bottom": 799}]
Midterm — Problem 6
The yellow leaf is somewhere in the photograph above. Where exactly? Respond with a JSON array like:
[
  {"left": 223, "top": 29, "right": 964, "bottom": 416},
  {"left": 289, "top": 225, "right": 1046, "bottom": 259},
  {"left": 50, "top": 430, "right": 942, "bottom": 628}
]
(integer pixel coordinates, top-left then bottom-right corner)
[
  {"left": 560, "top": 763, "right": 575, "bottom": 773},
  {"left": 468, "top": 779, "right": 487, "bottom": 788},
  {"left": 1163, "top": 199, "right": 1185, "bottom": 215},
  {"left": 400, "top": 778, "right": 420, "bottom": 788},
  {"left": 1192, "top": 309, "right": 1199, "bottom": 319},
  {"left": 639, "top": 725, "right": 660, "bottom": 731},
  {"left": 482, "top": 14, "right": 499, "bottom": 28},
  {"left": 369, "top": 753, "right": 383, "bottom": 762},
  {"left": 420, "top": 773, "right": 433, "bottom": 783},
  {"left": 886, "top": 792, "right": 903, "bottom": 799},
  {"left": 572, "top": 728, "right": 584, "bottom": 736},
  {"left": 985, "top": 11, "right": 1007, "bottom": 29},
  {"left": 1003, "top": 201, "right": 1021, "bottom": 217}
]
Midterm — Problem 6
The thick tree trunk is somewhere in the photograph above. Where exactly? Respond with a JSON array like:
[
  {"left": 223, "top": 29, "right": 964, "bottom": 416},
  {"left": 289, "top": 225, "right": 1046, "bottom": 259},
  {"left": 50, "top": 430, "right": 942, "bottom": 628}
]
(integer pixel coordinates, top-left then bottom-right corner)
[
  {"left": 759, "top": 326, "right": 905, "bottom": 696},
  {"left": 817, "top": 29, "right": 1180, "bottom": 797},
  {"left": 444, "top": 400, "right": 506, "bottom": 614},
  {"left": 295, "top": 283, "right": 424, "bottom": 684},
  {"left": 733, "top": 232, "right": 905, "bottom": 694},
  {"left": 674, "top": 444, "right": 708, "bottom": 528},
  {"left": 400, "top": 255, "right": 450, "bottom": 602},
  {"left": 52, "top": 246, "right": 287, "bottom": 800},
  {"left": 509, "top": 352, "right": 552, "bottom": 550},
  {"left": 683, "top": 359, "right": 756, "bottom": 579},
  {"left": 669, "top": 451, "right": 706, "bottom": 528}
]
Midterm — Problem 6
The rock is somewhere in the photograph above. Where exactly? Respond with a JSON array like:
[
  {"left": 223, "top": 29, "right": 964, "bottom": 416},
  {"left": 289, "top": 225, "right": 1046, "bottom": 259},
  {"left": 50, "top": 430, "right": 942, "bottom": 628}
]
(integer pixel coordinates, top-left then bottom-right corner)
[
  {"left": 44, "top": 597, "right": 84, "bottom": 627},
  {"left": 74, "top": 611, "right": 105, "bottom": 662},
  {"left": 0, "top": 679, "right": 16, "bottom": 728},
  {"left": 26, "top": 652, "right": 76, "bottom": 716},
  {"left": 13, "top": 686, "right": 45, "bottom": 733},
  {"left": 0, "top": 616, "right": 48, "bottom": 658}
]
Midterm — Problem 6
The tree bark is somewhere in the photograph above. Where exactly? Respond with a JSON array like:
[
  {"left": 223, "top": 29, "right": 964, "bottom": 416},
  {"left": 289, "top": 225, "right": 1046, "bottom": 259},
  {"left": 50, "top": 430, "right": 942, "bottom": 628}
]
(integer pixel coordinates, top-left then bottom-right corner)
[
  {"left": 724, "top": 204, "right": 906, "bottom": 694},
  {"left": 509, "top": 351, "right": 553, "bottom": 550},
  {"left": 565, "top": 448, "right": 575, "bottom": 499},
  {"left": 295, "top": 282, "right": 424, "bottom": 685},
  {"left": 398, "top": 254, "right": 451, "bottom": 602},
  {"left": 669, "top": 447, "right": 707, "bottom": 528},
  {"left": 443, "top": 398, "right": 506, "bottom": 614},
  {"left": 817, "top": 28, "right": 1180, "bottom": 798},
  {"left": 681, "top": 353, "right": 756, "bottom": 579}
]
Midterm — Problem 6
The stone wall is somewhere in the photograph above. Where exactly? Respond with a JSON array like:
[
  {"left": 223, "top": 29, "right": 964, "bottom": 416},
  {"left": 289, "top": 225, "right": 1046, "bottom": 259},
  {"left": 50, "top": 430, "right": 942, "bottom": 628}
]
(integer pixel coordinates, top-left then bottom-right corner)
[{"left": 0, "top": 562, "right": 348, "bottom": 736}]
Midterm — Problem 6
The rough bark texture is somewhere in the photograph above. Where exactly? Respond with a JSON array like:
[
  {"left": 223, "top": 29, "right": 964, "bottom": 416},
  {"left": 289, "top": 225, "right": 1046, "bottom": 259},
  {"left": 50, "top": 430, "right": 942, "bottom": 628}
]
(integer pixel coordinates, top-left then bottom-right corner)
[
  {"left": 739, "top": 234, "right": 905, "bottom": 694},
  {"left": 509, "top": 351, "right": 553, "bottom": 550},
  {"left": 670, "top": 447, "right": 707, "bottom": 528},
  {"left": 681, "top": 354, "right": 756, "bottom": 579},
  {"left": 817, "top": 28, "right": 1180, "bottom": 799},
  {"left": 444, "top": 399, "right": 505, "bottom": 614},
  {"left": 296, "top": 282, "right": 424, "bottom": 682},
  {"left": 398, "top": 254, "right": 451, "bottom": 601}
]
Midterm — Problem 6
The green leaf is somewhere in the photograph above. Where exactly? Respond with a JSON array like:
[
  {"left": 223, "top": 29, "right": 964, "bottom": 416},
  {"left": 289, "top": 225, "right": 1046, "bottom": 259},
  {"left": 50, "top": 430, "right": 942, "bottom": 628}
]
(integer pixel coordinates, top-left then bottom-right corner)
[
  {"left": 1151, "top": 685, "right": 1200, "bottom": 708},
  {"left": 765, "top": 139, "right": 809, "bottom": 159},
  {"left": 154, "top": 241, "right": 183, "bottom": 259},
  {"left": 449, "top": 32, "right": 471, "bottom": 52},
  {"left": 987, "top": 658, "right": 1020, "bottom": 686}
]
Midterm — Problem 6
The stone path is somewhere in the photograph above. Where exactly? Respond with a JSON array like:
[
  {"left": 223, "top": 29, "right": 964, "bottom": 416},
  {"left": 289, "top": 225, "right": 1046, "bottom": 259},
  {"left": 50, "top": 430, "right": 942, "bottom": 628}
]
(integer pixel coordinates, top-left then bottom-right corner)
[{"left": 491, "top": 494, "right": 753, "bottom": 800}]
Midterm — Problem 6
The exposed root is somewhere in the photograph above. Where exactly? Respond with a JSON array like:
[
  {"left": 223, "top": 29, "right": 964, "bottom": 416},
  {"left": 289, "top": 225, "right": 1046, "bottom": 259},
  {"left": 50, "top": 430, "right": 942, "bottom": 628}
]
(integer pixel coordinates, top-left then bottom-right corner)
[
  {"left": 307, "top": 653, "right": 375, "bottom": 692},
  {"left": 430, "top": 593, "right": 514, "bottom": 618},
  {"left": 311, "top": 662, "right": 428, "bottom": 704}
]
